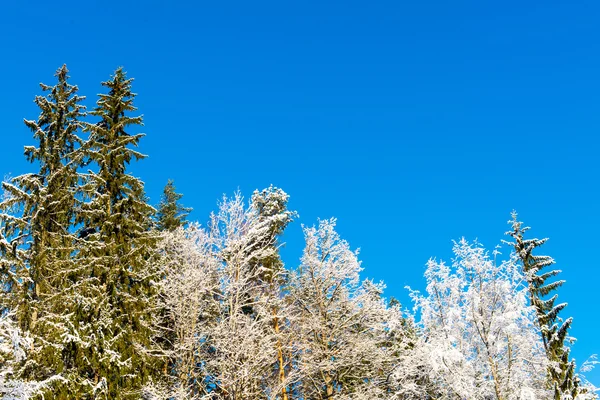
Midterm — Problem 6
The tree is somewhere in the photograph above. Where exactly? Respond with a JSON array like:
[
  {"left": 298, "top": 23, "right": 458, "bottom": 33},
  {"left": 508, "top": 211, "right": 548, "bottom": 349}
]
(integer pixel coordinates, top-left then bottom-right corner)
[
  {"left": 153, "top": 224, "right": 220, "bottom": 398},
  {"left": 73, "top": 67, "right": 161, "bottom": 398},
  {"left": 0, "top": 65, "right": 86, "bottom": 394},
  {"left": 0, "top": 311, "right": 65, "bottom": 399},
  {"left": 244, "top": 186, "right": 295, "bottom": 400},
  {"left": 380, "top": 301, "right": 438, "bottom": 400},
  {"left": 290, "top": 218, "right": 395, "bottom": 399},
  {"left": 150, "top": 187, "right": 295, "bottom": 399},
  {"left": 153, "top": 180, "right": 194, "bottom": 391},
  {"left": 409, "top": 239, "right": 550, "bottom": 400},
  {"left": 156, "top": 180, "right": 192, "bottom": 232},
  {"left": 198, "top": 188, "right": 295, "bottom": 399},
  {"left": 505, "top": 213, "right": 594, "bottom": 399}
]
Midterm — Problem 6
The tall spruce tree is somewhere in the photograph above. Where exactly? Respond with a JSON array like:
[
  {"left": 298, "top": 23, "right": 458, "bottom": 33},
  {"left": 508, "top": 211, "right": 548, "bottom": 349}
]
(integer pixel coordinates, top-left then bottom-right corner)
[
  {"left": 506, "top": 212, "right": 585, "bottom": 399},
  {"left": 0, "top": 65, "right": 86, "bottom": 393},
  {"left": 156, "top": 179, "right": 191, "bottom": 231},
  {"left": 248, "top": 186, "right": 295, "bottom": 400},
  {"left": 153, "top": 179, "right": 191, "bottom": 386},
  {"left": 198, "top": 188, "right": 295, "bottom": 399},
  {"left": 74, "top": 67, "right": 161, "bottom": 399}
]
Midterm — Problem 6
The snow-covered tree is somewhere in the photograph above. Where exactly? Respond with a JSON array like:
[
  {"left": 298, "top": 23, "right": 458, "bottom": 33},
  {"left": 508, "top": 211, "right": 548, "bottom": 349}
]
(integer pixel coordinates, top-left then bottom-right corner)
[
  {"left": 71, "top": 67, "right": 161, "bottom": 398},
  {"left": 290, "top": 218, "right": 396, "bottom": 399},
  {"left": 150, "top": 187, "right": 296, "bottom": 399},
  {"left": 409, "top": 239, "right": 550, "bottom": 399},
  {"left": 0, "top": 65, "right": 86, "bottom": 396},
  {"left": 197, "top": 188, "right": 294, "bottom": 399},
  {"left": 379, "top": 300, "right": 439, "bottom": 400},
  {"left": 506, "top": 213, "right": 596, "bottom": 399},
  {"left": 3, "top": 64, "right": 600, "bottom": 400},
  {"left": 153, "top": 224, "right": 220, "bottom": 398},
  {"left": 0, "top": 311, "right": 66, "bottom": 399},
  {"left": 244, "top": 186, "right": 295, "bottom": 400}
]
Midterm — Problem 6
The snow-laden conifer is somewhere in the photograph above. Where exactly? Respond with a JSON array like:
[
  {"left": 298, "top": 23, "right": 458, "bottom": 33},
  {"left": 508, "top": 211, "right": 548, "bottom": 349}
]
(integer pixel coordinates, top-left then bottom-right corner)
[
  {"left": 150, "top": 187, "right": 296, "bottom": 399},
  {"left": 72, "top": 67, "right": 161, "bottom": 399},
  {"left": 0, "top": 65, "right": 86, "bottom": 396},
  {"left": 0, "top": 311, "right": 67, "bottom": 399},
  {"left": 198, "top": 188, "right": 294, "bottom": 399},
  {"left": 506, "top": 213, "right": 596, "bottom": 399}
]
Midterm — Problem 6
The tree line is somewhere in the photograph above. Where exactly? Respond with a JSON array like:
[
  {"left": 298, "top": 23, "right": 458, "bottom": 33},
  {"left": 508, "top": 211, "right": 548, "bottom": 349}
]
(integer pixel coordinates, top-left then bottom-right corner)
[{"left": 0, "top": 66, "right": 596, "bottom": 399}]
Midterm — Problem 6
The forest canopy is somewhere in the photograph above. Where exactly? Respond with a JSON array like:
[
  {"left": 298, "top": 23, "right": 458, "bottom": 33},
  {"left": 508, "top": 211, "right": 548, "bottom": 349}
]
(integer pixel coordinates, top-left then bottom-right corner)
[{"left": 0, "top": 66, "right": 596, "bottom": 400}]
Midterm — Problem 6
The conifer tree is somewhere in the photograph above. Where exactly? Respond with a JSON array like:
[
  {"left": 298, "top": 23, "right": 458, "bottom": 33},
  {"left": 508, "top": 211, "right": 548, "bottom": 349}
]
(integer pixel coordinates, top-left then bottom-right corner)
[
  {"left": 0, "top": 65, "right": 85, "bottom": 393},
  {"left": 156, "top": 179, "right": 191, "bottom": 231},
  {"left": 506, "top": 213, "right": 585, "bottom": 399},
  {"left": 247, "top": 186, "right": 295, "bottom": 400},
  {"left": 198, "top": 188, "right": 295, "bottom": 399},
  {"left": 74, "top": 67, "right": 161, "bottom": 399},
  {"left": 156, "top": 179, "right": 192, "bottom": 390},
  {"left": 153, "top": 180, "right": 192, "bottom": 389}
]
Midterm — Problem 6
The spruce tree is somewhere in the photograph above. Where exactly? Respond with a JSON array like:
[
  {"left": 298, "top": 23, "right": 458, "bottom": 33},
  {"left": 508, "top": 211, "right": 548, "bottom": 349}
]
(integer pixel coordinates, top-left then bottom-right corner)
[
  {"left": 75, "top": 67, "right": 161, "bottom": 399},
  {"left": 247, "top": 186, "right": 294, "bottom": 400},
  {"left": 202, "top": 187, "right": 295, "bottom": 399},
  {"left": 156, "top": 179, "right": 191, "bottom": 231},
  {"left": 506, "top": 212, "right": 585, "bottom": 399},
  {"left": 0, "top": 65, "right": 86, "bottom": 393},
  {"left": 153, "top": 179, "right": 191, "bottom": 386}
]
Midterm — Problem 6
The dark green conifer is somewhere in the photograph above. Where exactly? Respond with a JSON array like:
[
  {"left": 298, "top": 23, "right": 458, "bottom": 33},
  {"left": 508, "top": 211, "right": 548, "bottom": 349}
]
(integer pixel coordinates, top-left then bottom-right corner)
[
  {"left": 0, "top": 65, "right": 86, "bottom": 395},
  {"left": 75, "top": 67, "right": 161, "bottom": 399},
  {"left": 156, "top": 179, "right": 191, "bottom": 231},
  {"left": 506, "top": 212, "right": 585, "bottom": 400}
]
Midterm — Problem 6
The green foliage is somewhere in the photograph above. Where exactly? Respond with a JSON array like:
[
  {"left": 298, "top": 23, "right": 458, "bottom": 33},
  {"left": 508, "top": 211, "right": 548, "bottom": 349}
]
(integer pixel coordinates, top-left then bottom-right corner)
[
  {"left": 1, "top": 66, "right": 595, "bottom": 400},
  {"left": 248, "top": 185, "right": 295, "bottom": 281},
  {"left": 156, "top": 179, "right": 191, "bottom": 231},
  {"left": 0, "top": 65, "right": 86, "bottom": 393},
  {"left": 71, "top": 67, "right": 161, "bottom": 398},
  {"left": 506, "top": 212, "right": 585, "bottom": 400}
]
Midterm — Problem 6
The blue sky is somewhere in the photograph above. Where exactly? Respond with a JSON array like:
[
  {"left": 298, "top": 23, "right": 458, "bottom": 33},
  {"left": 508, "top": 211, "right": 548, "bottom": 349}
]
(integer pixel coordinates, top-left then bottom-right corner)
[{"left": 1, "top": 0, "right": 599, "bottom": 386}]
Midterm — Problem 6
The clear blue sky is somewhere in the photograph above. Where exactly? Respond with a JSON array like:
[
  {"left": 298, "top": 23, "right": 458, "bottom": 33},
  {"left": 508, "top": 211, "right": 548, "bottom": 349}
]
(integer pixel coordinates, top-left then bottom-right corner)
[{"left": 1, "top": 0, "right": 599, "bottom": 386}]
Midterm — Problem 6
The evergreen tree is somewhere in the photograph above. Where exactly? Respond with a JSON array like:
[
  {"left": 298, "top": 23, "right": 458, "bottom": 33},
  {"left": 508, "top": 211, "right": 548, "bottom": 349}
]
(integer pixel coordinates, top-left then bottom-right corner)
[
  {"left": 506, "top": 212, "right": 585, "bottom": 399},
  {"left": 156, "top": 179, "right": 191, "bottom": 231},
  {"left": 247, "top": 186, "right": 295, "bottom": 400},
  {"left": 153, "top": 180, "right": 192, "bottom": 389},
  {"left": 0, "top": 65, "right": 85, "bottom": 394},
  {"left": 198, "top": 188, "right": 295, "bottom": 399},
  {"left": 74, "top": 67, "right": 161, "bottom": 399}
]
